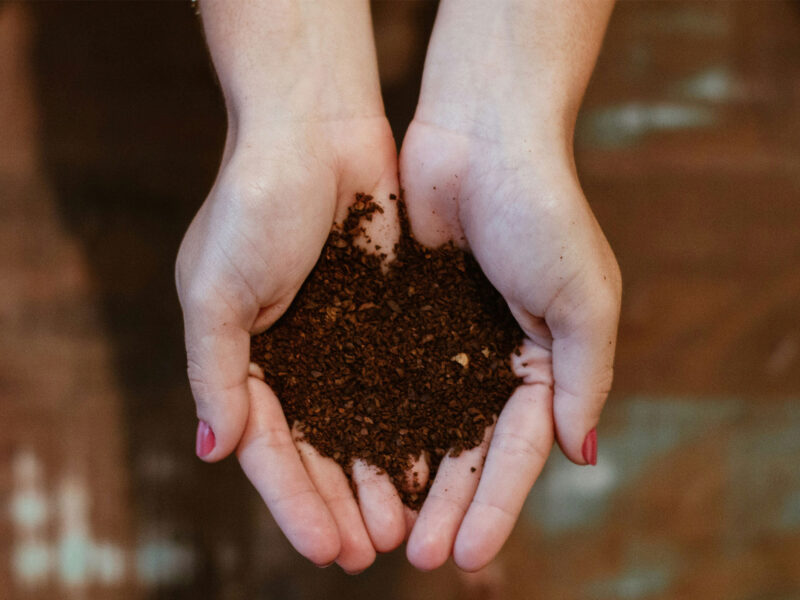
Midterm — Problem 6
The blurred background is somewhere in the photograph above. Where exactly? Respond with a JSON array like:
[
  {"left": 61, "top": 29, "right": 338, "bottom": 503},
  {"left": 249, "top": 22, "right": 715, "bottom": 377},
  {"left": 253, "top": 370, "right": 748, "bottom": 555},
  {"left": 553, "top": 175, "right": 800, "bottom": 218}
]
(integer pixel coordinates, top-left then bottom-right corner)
[{"left": 1, "top": 1, "right": 799, "bottom": 598}]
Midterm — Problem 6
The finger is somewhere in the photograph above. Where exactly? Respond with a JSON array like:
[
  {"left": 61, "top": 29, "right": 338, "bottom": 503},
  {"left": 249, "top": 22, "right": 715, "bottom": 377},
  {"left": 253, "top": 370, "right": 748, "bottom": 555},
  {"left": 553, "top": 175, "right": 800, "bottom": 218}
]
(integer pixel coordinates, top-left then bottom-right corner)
[
  {"left": 184, "top": 308, "right": 250, "bottom": 462},
  {"left": 237, "top": 378, "right": 340, "bottom": 566},
  {"left": 351, "top": 460, "right": 405, "bottom": 553},
  {"left": 296, "top": 442, "right": 376, "bottom": 574},
  {"left": 547, "top": 276, "right": 620, "bottom": 465},
  {"left": 453, "top": 383, "right": 554, "bottom": 572},
  {"left": 406, "top": 425, "right": 494, "bottom": 571}
]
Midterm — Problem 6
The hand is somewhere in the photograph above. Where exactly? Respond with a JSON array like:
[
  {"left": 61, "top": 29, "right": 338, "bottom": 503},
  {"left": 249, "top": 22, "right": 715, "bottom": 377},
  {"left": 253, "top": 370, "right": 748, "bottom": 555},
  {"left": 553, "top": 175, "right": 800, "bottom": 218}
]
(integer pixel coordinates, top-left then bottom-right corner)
[
  {"left": 398, "top": 0, "right": 619, "bottom": 572},
  {"left": 177, "top": 0, "right": 408, "bottom": 573},
  {"left": 176, "top": 117, "right": 408, "bottom": 573}
]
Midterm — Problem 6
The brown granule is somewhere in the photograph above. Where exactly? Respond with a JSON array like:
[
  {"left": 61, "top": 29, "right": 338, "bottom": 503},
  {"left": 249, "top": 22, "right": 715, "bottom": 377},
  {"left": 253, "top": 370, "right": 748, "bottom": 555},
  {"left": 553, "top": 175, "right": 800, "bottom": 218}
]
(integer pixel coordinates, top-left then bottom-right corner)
[{"left": 250, "top": 193, "right": 522, "bottom": 509}]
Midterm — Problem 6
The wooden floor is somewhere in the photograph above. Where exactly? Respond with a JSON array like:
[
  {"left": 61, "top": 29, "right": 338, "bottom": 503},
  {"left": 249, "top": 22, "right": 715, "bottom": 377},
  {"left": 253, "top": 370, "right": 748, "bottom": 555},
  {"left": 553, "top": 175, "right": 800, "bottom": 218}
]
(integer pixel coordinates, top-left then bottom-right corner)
[{"left": 1, "top": 2, "right": 799, "bottom": 599}]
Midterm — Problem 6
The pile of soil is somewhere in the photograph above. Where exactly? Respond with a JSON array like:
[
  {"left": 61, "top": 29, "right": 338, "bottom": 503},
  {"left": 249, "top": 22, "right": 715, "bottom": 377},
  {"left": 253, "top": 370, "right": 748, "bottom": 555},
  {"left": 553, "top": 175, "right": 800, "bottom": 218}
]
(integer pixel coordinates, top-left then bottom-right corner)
[{"left": 250, "top": 193, "right": 523, "bottom": 508}]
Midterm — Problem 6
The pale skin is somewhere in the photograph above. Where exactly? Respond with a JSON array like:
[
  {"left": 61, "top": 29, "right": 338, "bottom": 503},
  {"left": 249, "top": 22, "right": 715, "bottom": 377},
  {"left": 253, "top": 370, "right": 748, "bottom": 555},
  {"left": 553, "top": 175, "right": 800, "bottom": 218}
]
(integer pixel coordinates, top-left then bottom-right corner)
[{"left": 176, "top": 0, "right": 620, "bottom": 574}]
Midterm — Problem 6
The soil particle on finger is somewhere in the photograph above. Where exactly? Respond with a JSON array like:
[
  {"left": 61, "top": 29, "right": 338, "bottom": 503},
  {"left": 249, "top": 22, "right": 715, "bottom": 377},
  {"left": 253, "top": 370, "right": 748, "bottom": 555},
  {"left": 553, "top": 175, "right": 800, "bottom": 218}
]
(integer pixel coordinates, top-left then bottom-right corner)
[{"left": 250, "top": 193, "right": 523, "bottom": 509}]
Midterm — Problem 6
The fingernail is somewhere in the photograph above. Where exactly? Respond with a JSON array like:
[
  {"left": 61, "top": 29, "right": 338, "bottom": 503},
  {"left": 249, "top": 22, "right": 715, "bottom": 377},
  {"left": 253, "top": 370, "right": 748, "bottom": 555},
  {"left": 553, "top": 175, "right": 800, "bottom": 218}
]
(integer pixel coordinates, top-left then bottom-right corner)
[
  {"left": 318, "top": 561, "right": 334, "bottom": 569},
  {"left": 582, "top": 428, "right": 597, "bottom": 466},
  {"left": 196, "top": 420, "right": 216, "bottom": 458}
]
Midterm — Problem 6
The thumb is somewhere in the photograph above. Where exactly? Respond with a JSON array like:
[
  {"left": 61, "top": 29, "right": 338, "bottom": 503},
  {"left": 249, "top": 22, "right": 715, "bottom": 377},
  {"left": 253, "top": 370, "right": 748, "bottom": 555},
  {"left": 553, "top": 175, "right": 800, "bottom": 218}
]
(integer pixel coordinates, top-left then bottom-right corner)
[
  {"left": 183, "top": 301, "right": 251, "bottom": 463},
  {"left": 547, "top": 275, "right": 621, "bottom": 466}
]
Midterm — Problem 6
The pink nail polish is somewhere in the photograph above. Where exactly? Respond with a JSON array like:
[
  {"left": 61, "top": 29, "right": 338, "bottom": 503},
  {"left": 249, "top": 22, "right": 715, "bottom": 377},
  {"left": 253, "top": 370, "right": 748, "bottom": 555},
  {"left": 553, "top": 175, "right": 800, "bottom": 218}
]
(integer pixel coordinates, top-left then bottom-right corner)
[
  {"left": 196, "top": 420, "right": 216, "bottom": 458},
  {"left": 582, "top": 428, "right": 597, "bottom": 466}
]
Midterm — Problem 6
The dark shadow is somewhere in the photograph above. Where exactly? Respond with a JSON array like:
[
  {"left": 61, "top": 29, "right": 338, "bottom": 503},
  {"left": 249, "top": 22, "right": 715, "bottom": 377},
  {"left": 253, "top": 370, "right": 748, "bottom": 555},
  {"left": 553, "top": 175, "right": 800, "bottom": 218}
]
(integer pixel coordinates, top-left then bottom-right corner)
[
  {"left": 28, "top": 2, "right": 438, "bottom": 598},
  {"left": 29, "top": 2, "right": 253, "bottom": 598}
]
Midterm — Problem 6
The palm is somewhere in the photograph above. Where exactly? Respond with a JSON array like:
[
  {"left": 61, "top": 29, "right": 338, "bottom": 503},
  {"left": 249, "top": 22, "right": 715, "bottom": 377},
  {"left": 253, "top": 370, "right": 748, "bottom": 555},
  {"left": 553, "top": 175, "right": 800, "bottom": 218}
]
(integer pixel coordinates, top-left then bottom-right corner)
[{"left": 399, "top": 119, "right": 621, "bottom": 571}]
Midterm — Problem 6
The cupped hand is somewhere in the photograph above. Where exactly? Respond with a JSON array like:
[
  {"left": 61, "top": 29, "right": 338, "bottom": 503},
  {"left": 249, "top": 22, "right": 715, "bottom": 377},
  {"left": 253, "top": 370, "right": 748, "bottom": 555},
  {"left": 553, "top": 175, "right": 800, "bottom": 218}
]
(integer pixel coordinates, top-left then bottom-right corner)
[
  {"left": 176, "top": 117, "right": 408, "bottom": 572},
  {"left": 399, "top": 118, "right": 621, "bottom": 571}
]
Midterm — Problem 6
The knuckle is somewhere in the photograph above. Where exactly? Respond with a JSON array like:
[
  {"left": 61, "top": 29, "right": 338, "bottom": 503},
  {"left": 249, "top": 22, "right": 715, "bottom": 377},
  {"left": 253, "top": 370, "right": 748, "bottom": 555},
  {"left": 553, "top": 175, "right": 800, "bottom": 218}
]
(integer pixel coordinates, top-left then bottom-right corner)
[
  {"left": 554, "top": 383, "right": 610, "bottom": 423},
  {"left": 272, "top": 487, "right": 317, "bottom": 507},
  {"left": 471, "top": 497, "right": 517, "bottom": 522},
  {"left": 249, "top": 425, "right": 296, "bottom": 453},
  {"left": 186, "top": 363, "right": 213, "bottom": 411},
  {"left": 490, "top": 429, "right": 550, "bottom": 465},
  {"left": 186, "top": 359, "right": 208, "bottom": 391}
]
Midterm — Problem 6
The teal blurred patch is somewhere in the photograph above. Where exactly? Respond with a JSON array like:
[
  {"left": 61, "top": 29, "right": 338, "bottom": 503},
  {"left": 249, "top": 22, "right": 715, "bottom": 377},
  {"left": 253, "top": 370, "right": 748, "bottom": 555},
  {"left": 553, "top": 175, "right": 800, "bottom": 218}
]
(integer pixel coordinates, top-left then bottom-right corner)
[
  {"left": 675, "top": 66, "right": 736, "bottom": 102},
  {"left": 586, "top": 565, "right": 673, "bottom": 600},
  {"left": 525, "top": 396, "right": 743, "bottom": 535},
  {"left": 780, "top": 491, "right": 800, "bottom": 529},
  {"left": 576, "top": 103, "right": 717, "bottom": 149},
  {"left": 727, "top": 403, "right": 800, "bottom": 535},
  {"left": 632, "top": 6, "right": 729, "bottom": 38}
]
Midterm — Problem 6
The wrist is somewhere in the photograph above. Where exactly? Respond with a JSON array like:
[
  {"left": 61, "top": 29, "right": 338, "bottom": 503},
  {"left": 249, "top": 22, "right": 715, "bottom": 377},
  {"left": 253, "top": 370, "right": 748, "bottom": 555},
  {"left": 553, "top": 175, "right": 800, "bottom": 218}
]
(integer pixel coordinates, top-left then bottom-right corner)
[
  {"left": 414, "top": 0, "right": 612, "bottom": 147},
  {"left": 416, "top": 3, "right": 570, "bottom": 142},
  {"left": 201, "top": 0, "right": 385, "bottom": 131}
]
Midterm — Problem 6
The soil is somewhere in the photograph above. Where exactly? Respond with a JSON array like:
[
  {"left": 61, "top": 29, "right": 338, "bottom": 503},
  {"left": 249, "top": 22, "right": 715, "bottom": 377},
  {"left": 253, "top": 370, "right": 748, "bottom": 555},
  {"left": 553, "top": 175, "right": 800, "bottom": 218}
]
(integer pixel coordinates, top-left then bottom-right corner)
[{"left": 250, "top": 193, "right": 523, "bottom": 509}]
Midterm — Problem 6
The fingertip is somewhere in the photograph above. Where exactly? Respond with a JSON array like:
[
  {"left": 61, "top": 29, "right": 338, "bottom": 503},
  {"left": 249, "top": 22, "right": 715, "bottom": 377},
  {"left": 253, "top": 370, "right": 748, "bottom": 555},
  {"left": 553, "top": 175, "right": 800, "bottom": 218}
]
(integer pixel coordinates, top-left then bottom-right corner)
[
  {"left": 452, "top": 501, "right": 505, "bottom": 573},
  {"left": 560, "top": 426, "right": 598, "bottom": 467},
  {"left": 406, "top": 527, "right": 450, "bottom": 572},
  {"left": 335, "top": 530, "right": 376, "bottom": 574},
  {"left": 273, "top": 487, "right": 341, "bottom": 568},
  {"left": 552, "top": 386, "right": 604, "bottom": 465},
  {"left": 306, "top": 532, "right": 342, "bottom": 569},
  {"left": 194, "top": 380, "right": 250, "bottom": 462},
  {"left": 195, "top": 419, "right": 216, "bottom": 460},
  {"left": 371, "top": 518, "right": 405, "bottom": 554},
  {"left": 453, "top": 525, "right": 493, "bottom": 573}
]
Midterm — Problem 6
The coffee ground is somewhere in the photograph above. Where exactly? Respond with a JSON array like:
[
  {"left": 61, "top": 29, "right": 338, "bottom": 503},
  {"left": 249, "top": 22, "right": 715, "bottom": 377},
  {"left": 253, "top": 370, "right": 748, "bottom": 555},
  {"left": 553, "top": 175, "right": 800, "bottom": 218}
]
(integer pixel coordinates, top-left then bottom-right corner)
[{"left": 250, "top": 194, "right": 523, "bottom": 509}]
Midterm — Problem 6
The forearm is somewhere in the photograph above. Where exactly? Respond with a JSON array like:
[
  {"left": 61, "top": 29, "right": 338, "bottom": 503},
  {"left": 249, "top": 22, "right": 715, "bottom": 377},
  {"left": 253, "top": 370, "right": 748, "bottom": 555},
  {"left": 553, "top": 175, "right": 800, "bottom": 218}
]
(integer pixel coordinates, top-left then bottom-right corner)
[
  {"left": 416, "top": 0, "right": 614, "bottom": 149},
  {"left": 200, "top": 0, "right": 384, "bottom": 136}
]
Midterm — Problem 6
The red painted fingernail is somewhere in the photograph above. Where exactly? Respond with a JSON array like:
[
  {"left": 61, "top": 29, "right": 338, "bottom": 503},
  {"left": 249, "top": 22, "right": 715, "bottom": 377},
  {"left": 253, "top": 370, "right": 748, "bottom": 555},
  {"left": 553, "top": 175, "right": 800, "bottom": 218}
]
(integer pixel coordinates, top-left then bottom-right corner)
[
  {"left": 196, "top": 420, "right": 216, "bottom": 458},
  {"left": 582, "top": 428, "right": 597, "bottom": 466}
]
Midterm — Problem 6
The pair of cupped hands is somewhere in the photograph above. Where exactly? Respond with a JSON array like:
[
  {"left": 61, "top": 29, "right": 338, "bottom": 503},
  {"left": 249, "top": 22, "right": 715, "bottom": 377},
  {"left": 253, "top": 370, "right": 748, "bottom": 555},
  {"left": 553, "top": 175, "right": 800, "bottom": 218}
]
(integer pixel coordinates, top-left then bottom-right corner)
[{"left": 176, "top": 0, "right": 620, "bottom": 575}]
